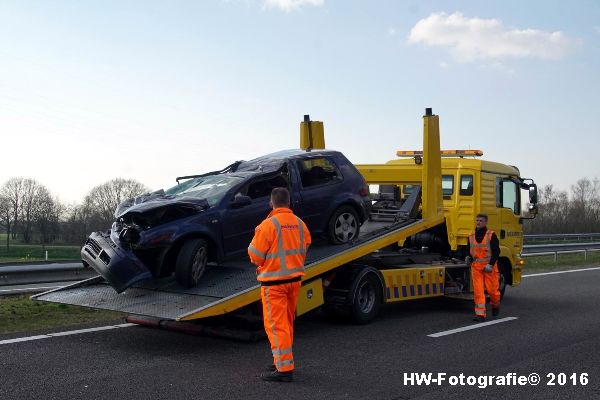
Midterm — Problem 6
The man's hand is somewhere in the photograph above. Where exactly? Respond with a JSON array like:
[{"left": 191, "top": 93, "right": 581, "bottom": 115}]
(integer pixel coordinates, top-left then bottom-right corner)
[
  {"left": 484, "top": 264, "right": 493, "bottom": 273},
  {"left": 465, "top": 256, "right": 473, "bottom": 266}
]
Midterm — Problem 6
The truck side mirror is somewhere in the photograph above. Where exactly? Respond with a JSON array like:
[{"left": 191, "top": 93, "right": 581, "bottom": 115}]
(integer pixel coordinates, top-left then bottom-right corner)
[
  {"left": 231, "top": 195, "right": 252, "bottom": 208},
  {"left": 529, "top": 184, "right": 538, "bottom": 208}
]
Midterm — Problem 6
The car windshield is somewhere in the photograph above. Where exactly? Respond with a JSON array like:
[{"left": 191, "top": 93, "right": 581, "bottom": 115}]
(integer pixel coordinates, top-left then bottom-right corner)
[{"left": 165, "top": 175, "right": 243, "bottom": 206}]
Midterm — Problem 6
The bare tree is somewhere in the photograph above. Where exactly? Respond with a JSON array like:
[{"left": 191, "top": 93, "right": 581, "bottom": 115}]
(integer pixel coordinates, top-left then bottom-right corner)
[
  {"left": 83, "top": 178, "right": 150, "bottom": 228},
  {"left": 0, "top": 194, "right": 11, "bottom": 250},
  {"left": 0, "top": 177, "right": 25, "bottom": 240}
]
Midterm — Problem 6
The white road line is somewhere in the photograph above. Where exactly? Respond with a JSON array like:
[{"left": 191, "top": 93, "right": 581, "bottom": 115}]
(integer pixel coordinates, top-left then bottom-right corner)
[
  {"left": 523, "top": 266, "right": 600, "bottom": 278},
  {"left": 428, "top": 317, "right": 518, "bottom": 338},
  {"left": 0, "top": 286, "right": 59, "bottom": 293},
  {"left": 0, "top": 323, "right": 136, "bottom": 346}
]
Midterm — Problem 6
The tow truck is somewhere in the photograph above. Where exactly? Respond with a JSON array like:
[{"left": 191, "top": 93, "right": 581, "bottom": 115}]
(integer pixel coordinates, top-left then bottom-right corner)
[{"left": 33, "top": 109, "right": 538, "bottom": 327}]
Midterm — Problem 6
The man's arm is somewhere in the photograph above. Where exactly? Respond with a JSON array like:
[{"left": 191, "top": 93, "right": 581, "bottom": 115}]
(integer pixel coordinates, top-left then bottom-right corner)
[
  {"left": 248, "top": 222, "right": 273, "bottom": 267},
  {"left": 489, "top": 233, "right": 500, "bottom": 266}
]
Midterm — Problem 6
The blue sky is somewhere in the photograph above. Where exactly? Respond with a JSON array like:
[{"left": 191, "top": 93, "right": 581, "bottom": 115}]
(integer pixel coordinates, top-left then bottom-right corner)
[{"left": 1, "top": 0, "right": 599, "bottom": 203}]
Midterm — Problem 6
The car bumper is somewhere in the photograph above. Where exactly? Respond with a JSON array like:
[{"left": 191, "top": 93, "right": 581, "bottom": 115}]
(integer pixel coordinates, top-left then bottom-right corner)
[{"left": 81, "top": 231, "right": 152, "bottom": 293}]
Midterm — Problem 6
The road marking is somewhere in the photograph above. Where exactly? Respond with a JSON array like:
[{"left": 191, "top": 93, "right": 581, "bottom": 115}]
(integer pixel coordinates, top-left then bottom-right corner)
[
  {"left": 428, "top": 317, "right": 518, "bottom": 338},
  {"left": 0, "top": 286, "right": 60, "bottom": 294},
  {"left": 523, "top": 266, "right": 600, "bottom": 278},
  {"left": 0, "top": 323, "right": 135, "bottom": 346}
]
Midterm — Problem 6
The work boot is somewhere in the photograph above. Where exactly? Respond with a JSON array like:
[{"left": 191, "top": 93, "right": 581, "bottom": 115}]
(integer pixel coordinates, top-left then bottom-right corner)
[
  {"left": 261, "top": 370, "right": 293, "bottom": 382},
  {"left": 266, "top": 364, "right": 276, "bottom": 372},
  {"left": 473, "top": 315, "right": 486, "bottom": 323},
  {"left": 492, "top": 306, "right": 500, "bottom": 317}
]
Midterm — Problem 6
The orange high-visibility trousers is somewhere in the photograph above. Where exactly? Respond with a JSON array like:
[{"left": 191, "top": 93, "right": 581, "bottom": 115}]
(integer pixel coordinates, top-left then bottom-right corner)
[
  {"left": 261, "top": 281, "right": 300, "bottom": 372},
  {"left": 472, "top": 264, "right": 501, "bottom": 317}
]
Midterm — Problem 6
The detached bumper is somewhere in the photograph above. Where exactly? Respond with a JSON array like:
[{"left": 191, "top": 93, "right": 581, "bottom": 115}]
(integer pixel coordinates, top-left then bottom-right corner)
[{"left": 81, "top": 231, "right": 152, "bottom": 293}]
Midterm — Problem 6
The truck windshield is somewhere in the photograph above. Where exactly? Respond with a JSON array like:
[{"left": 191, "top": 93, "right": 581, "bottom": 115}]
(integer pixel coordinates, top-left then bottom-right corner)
[{"left": 165, "top": 175, "right": 243, "bottom": 206}]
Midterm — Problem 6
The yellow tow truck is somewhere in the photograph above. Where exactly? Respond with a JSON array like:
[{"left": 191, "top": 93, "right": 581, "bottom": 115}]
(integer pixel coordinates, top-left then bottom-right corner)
[{"left": 34, "top": 109, "right": 538, "bottom": 326}]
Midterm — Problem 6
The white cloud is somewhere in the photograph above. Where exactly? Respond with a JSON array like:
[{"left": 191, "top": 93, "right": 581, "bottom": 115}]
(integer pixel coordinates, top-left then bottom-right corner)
[
  {"left": 439, "top": 61, "right": 449, "bottom": 68},
  {"left": 594, "top": 26, "right": 600, "bottom": 34},
  {"left": 408, "top": 12, "right": 577, "bottom": 62},
  {"left": 264, "top": 0, "right": 324, "bottom": 12}
]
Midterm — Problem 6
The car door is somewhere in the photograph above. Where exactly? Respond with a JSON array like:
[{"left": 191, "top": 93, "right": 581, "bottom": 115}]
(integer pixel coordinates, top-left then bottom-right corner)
[
  {"left": 292, "top": 156, "right": 343, "bottom": 233},
  {"left": 221, "top": 173, "right": 290, "bottom": 259}
]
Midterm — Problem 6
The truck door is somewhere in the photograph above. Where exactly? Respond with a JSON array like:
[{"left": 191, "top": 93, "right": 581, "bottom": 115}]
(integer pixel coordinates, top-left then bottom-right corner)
[
  {"left": 221, "top": 173, "right": 290, "bottom": 259},
  {"left": 496, "top": 177, "right": 522, "bottom": 254}
]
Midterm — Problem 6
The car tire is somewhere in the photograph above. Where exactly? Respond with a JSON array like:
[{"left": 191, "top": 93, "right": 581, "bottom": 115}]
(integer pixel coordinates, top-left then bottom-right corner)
[
  {"left": 175, "top": 238, "right": 208, "bottom": 288},
  {"left": 327, "top": 205, "right": 360, "bottom": 244}
]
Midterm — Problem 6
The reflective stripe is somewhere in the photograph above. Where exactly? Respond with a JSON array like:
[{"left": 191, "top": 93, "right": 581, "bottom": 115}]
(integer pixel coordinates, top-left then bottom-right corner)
[
  {"left": 297, "top": 216, "right": 305, "bottom": 254},
  {"left": 264, "top": 248, "right": 306, "bottom": 259},
  {"left": 474, "top": 257, "right": 490, "bottom": 262},
  {"left": 258, "top": 266, "right": 304, "bottom": 279},
  {"left": 264, "top": 287, "right": 281, "bottom": 363},
  {"left": 270, "top": 217, "right": 287, "bottom": 269},
  {"left": 248, "top": 244, "right": 266, "bottom": 259},
  {"left": 475, "top": 303, "right": 486, "bottom": 308},
  {"left": 276, "top": 359, "right": 294, "bottom": 367},
  {"left": 272, "top": 347, "right": 293, "bottom": 356}
]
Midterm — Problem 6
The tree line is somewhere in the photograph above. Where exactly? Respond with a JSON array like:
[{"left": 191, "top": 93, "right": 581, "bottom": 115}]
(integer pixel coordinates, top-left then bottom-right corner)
[
  {"left": 0, "top": 176, "right": 599, "bottom": 247},
  {"left": 525, "top": 178, "right": 600, "bottom": 234},
  {"left": 0, "top": 177, "right": 149, "bottom": 249}
]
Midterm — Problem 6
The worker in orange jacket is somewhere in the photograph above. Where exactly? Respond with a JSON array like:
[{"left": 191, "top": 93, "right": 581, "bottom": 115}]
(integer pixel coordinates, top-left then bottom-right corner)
[
  {"left": 466, "top": 213, "right": 501, "bottom": 322},
  {"left": 248, "top": 187, "right": 311, "bottom": 382}
]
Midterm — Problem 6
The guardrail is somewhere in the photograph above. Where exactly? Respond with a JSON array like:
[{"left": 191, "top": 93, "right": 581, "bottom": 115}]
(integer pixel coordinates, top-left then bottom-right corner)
[
  {"left": 524, "top": 233, "right": 600, "bottom": 242},
  {"left": 0, "top": 262, "right": 96, "bottom": 287},
  {"left": 522, "top": 248, "right": 600, "bottom": 263},
  {"left": 522, "top": 242, "right": 600, "bottom": 253}
]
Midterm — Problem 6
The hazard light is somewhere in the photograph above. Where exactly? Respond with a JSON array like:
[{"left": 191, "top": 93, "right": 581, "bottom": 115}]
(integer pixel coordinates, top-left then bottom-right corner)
[{"left": 396, "top": 150, "right": 483, "bottom": 157}]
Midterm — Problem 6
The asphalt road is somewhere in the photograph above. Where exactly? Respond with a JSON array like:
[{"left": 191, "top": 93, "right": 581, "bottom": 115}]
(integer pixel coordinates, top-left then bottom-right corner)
[{"left": 1, "top": 268, "right": 599, "bottom": 400}]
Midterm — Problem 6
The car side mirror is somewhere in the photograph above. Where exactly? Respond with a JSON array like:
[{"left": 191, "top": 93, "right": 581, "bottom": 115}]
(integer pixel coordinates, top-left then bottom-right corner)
[{"left": 231, "top": 195, "right": 252, "bottom": 208}]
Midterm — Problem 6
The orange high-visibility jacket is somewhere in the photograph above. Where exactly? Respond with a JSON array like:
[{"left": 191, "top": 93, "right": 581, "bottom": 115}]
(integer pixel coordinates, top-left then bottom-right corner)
[
  {"left": 469, "top": 230, "right": 497, "bottom": 268},
  {"left": 248, "top": 208, "right": 311, "bottom": 282}
]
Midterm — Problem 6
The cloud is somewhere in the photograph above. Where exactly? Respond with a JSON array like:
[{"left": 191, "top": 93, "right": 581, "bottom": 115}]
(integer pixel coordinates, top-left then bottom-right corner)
[
  {"left": 439, "top": 61, "right": 449, "bottom": 68},
  {"left": 264, "top": 0, "right": 324, "bottom": 12},
  {"left": 595, "top": 26, "right": 600, "bottom": 34},
  {"left": 408, "top": 12, "right": 577, "bottom": 62}
]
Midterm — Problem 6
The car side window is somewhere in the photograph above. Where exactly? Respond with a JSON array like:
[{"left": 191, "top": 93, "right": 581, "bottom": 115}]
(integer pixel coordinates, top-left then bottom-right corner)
[
  {"left": 239, "top": 175, "right": 289, "bottom": 200},
  {"left": 296, "top": 157, "right": 341, "bottom": 188}
]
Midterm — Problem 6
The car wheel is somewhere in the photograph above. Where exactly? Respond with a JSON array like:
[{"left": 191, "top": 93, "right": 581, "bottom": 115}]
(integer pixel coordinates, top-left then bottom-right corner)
[
  {"left": 328, "top": 205, "right": 360, "bottom": 244},
  {"left": 175, "top": 238, "right": 208, "bottom": 288}
]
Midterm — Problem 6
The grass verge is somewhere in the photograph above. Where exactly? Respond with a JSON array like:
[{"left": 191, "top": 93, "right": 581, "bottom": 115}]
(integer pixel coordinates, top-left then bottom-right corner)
[
  {"left": 523, "top": 251, "right": 600, "bottom": 273},
  {"left": 0, "top": 295, "right": 124, "bottom": 335},
  {"left": 0, "top": 244, "right": 80, "bottom": 263}
]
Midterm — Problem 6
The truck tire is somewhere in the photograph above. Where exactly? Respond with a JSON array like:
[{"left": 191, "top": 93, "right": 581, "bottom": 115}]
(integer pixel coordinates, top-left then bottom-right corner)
[
  {"left": 327, "top": 205, "right": 360, "bottom": 244},
  {"left": 498, "top": 263, "right": 508, "bottom": 300},
  {"left": 175, "top": 238, "right": 208, "bottom": 288},
  {"left": 350, "top": 271, "right": 383, "bottom": 324}
]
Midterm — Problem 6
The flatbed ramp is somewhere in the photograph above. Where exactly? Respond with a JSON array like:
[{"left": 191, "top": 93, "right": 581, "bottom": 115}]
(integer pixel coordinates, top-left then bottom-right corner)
[{"left": 34, "top": 217, "right": 436, "bottom": 321}]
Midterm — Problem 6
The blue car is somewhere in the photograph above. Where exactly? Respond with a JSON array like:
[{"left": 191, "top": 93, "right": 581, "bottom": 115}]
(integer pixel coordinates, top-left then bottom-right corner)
[{"left": 81, "top": 149, "right": 371, "bottom": 292}]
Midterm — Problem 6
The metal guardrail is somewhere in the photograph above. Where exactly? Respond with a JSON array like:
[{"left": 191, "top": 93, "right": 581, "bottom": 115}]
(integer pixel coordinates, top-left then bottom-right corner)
[
  {"left": 522, "top": 242, "right": 600, "bottom": 253},
  {"left": 522, "top": 248, "right": 600, "bottom": 262},
  {"left": 524, "top": 233, "right": 600, "bottom": 241},
  {"left": 0, "top": 262, "right": 96, "bottom": 287}
]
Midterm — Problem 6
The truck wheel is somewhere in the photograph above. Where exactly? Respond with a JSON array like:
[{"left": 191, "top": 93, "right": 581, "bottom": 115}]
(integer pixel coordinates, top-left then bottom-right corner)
[
  {"left": 175, "top": 238, "right": 208, "bottom": 288},
  {"left": 327, "top": 205, "right": 360, "bottom": 244},
  {"left": 498, "top": 263, "right": 508, "bottom": 300},
  {"left": 349, "top": 270, "right": 383, "bottom": 324}
]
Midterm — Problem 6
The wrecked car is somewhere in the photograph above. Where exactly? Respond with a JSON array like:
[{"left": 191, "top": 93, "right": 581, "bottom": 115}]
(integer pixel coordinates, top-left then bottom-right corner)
[{"left": 81, "top": 149, "right": 371, "bottom": 293}]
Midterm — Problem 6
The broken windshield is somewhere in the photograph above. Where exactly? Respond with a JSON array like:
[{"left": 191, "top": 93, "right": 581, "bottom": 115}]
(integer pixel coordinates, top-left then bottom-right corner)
[{"left": 165, "top": 175, "right": 243, "bottom": 206}]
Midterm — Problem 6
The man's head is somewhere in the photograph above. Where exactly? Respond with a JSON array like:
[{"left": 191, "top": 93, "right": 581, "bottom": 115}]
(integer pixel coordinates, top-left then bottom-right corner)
[
  {"left": 270, "top": 187, "right": 290, "bottom": 209},
  {"left": 475, "top": 213, "right": 488, "bottom": 229}
]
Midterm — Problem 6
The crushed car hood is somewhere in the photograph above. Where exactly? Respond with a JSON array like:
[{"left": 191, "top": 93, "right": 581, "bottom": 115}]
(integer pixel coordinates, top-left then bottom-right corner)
[{"left": 114, "top": 190, "right": 209, "bottom": 226}]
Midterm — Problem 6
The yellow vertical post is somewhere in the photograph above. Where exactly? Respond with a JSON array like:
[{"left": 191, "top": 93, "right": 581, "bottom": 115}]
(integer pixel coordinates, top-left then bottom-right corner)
[
  {"left": 421, "top": 108, "right": 443, "bottom": 220},
  {"left": 300, "top": 114, "right": 325, "bottom": 150}
]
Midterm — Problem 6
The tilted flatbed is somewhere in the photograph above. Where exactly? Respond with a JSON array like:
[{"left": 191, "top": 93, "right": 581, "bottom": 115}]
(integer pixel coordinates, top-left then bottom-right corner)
[{"left": 33, "top": 214, "right": 444, "bottom": 321}]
